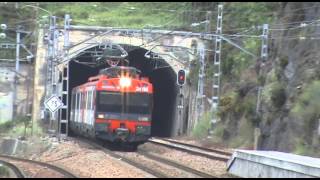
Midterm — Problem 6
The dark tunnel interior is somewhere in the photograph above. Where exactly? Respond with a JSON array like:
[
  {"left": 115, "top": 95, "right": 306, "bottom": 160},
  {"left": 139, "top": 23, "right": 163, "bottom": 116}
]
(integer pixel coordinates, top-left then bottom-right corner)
[{"left": 68, "top": 45, "right": 178, "bottom": 137}]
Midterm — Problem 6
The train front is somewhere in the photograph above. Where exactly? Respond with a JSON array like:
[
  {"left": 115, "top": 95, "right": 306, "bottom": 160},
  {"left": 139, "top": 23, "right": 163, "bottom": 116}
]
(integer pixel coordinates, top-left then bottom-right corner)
[{"left": 95, "top": 67, "right": 153, "bottom": 144}]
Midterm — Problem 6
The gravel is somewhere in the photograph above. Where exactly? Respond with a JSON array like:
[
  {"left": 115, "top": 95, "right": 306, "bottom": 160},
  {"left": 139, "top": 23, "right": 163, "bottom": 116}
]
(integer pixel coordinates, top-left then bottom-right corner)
[
  {"left": 117, "top": 151, "right": 200, "bottom": 178},
  {"left": 139, "top": 142, "right": 231, "bottom": 177},
  {"left": 0, "top": 159, "right": 64, "bottom": 178},
  {"left": 30, "top": 136, "right": 235, "bottom": 178},
  {"left": 35, "top": 137, "right": 152, "bottom": 178}
]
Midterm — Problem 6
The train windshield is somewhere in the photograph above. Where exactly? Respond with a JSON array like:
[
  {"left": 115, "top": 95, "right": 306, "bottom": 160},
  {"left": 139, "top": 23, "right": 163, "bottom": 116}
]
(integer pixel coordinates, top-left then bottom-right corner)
[{"left": 97, "top": 91, "right": 152, "bottom": 115}]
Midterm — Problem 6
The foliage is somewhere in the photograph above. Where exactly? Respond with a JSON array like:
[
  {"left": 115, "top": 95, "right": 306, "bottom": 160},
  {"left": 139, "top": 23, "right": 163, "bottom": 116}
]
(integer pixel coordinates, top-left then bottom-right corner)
[
  {"left": 41, "top": 2, "right": 192, "bottom": 29},
  {"left": 188, "top": 58, "right": 200, "bottom": 87},
  {"left": 0, "top": 166, "right": 9, "bottom": 178},
  {"left": 279, "top": 56, "right": 289, "bottom": 69},
  {"left": 0, "top": 116, "right": 32, "bottom": 137},
  {"left": 292, "top": 80, "right": 320, "bottom": 137},
  {"left": 270, "top": 82, "right": 287, "bottom": 108},
  {"left": 192, "top": 111, "right": 212, "bottom": 139},
  {"left": 257, "top": 75, "right": 266, "bottom": 86},
  {"left": 293, "top": 138, "right": 319, "bottom": 157},
  {"left": 218, "top": 92, "right": 237, "bottom": 118},
  {"left": 229, "top": 115, "right": 254, "bottom": 148}
]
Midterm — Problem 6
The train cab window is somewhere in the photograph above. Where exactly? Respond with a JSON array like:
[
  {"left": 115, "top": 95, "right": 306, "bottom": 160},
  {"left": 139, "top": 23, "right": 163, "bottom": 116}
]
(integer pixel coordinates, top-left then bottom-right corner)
[
  {"left": 126, "top": 93, "right": 152, "bottom": 114},
  {"left": 97, "top": 91, "right": 152, "bottom": 115}
]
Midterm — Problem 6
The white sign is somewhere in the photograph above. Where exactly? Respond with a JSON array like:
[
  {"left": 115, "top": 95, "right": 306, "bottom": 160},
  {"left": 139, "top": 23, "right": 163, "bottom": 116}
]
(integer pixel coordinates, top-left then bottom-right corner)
[{"left": 44, "top": 95, "right": 64, "bottom": 113}]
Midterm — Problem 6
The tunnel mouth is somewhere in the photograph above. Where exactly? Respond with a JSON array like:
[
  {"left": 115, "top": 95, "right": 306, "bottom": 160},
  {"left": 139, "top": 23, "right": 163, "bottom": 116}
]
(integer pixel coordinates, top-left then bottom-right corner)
[{"left": 68, "top": 45, "right": 178, "bottom": 137}]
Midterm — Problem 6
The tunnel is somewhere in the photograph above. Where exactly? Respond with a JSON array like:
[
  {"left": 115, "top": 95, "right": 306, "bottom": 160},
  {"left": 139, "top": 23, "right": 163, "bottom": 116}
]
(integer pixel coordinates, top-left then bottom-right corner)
[{"left": 68, "top": 45, "right": 179, "bottom": 137}]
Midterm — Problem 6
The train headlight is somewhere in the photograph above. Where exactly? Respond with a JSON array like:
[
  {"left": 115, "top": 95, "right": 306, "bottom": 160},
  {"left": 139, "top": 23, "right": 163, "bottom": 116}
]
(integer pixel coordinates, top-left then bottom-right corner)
[
  {"left": 139, "top": 116, "right": 149, "bottom": 121},
  {"left": 96, "top": 123, "right": 109, "bottom": 132},
  {"left": 97, "top": 114, "right": 104, "bottom": 119},
  {"left": 136, "top": 125, "right": 151, "bottom": 135},
  {"left": 120, "top": 77, "right": 131, "bottom": 87}
]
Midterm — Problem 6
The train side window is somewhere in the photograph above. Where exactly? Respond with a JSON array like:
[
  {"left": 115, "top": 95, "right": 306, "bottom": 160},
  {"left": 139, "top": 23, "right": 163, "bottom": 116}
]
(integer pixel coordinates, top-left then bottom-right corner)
[
  {"left": 75, "top": 92, "right": 78, "bottom": 122},
  {"left": 87, "top": 90, "right": 90, "bottom": 111},
  {"left": 81, "top": 91, "right": 85, "bottom": 122},
  {"left": 71, "top": 92, "right": 75, "bottom": 121},
  {"left": 90, "top": 89, "right": 94, "bottom": 124},
  {"left": 88, "top": 89, "right": 93, "bottom": 125},
  {"left": 85, "top": 90, "right": 89, "bottom": 124},
  {"left": 78, "top": 92, "right": 82, "bottom": 123}
]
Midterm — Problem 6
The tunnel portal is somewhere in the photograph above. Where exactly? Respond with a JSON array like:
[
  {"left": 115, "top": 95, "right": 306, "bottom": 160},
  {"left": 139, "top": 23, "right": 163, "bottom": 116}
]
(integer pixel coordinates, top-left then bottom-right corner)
[{"left": 68, "top": 45, "right": 179, "bottom": 137}]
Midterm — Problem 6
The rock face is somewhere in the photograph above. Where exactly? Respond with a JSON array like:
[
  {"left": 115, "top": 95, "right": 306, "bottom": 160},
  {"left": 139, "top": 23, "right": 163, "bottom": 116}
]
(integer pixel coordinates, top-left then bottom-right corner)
[
  {"left": 212, "top": 2, "right": 320, "bottom": 156},
  {"left": 257, "top": 2, "right": 320, "bottom": 155}
]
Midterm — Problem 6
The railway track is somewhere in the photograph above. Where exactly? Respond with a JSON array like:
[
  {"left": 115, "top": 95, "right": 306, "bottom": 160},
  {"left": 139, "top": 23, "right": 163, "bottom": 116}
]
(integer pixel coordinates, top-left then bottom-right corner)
[
  {"left": 0, "top": 159, "right": 25, "bottom": 178},
  {"left": 81, "top": 138, "right": 169, "bottom": 178},
  {"left": 136, "top": 150, "right": 216, "bottom": 178},
  {"left": 148, "top": 138, "right": 231, "bottom": 162},
  {"left": 0, "top": 155, "right": 78, "bottom": 178},
  {"left": 80, "top": 138, "right": 217, "bottom": 178}
]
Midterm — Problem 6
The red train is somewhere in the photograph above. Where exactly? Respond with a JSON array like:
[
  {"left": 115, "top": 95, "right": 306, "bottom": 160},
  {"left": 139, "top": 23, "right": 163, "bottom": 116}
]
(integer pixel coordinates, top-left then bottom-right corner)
[{"left": 70, "top": 66, "right": 153, "bottom": 146}]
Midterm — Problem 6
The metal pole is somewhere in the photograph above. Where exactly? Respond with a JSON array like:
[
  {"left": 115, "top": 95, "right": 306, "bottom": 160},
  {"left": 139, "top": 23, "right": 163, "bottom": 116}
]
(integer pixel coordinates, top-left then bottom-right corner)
[
  {"left": 256, "top": 24, "right": 268, "bottom": 115},
  {"left": 58, "top": 14, "right": 71, "bottom": 139},
  {"left": 196, "top": 11, "right": 211, "bottom": 123},
  {"left": 254, "top": 24, "right": 268, "bottom": 150},
  {"left": 13, "top": 30, "right": 20, "bottom": 119},
  {"left": 177, "top": 86, "right": 184, "bottom": 135},
  {"left": 209, "top": 4, "right": 223, "bottom": 136},
  {"left": 205, "top": 11, "right": 212, "bottom": 34},
  {"left": 64, "top": 14, "right": 70, "bottom": 50}
]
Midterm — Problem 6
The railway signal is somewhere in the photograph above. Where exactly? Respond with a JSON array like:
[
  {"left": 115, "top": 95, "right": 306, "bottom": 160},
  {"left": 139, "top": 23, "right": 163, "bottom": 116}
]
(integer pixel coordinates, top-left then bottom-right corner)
[{"left": 177, "top": 69, "right": 186, "bottom": 86}]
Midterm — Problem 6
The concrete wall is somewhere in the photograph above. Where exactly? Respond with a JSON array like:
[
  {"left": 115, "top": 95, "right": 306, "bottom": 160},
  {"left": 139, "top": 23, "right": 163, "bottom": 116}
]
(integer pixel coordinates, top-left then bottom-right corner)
[
  {"left": 0, "top": 63, "right": 33, "bottom": 122},
  {"left": 227, "top": 150, "right": 320, "bottom": 178}
]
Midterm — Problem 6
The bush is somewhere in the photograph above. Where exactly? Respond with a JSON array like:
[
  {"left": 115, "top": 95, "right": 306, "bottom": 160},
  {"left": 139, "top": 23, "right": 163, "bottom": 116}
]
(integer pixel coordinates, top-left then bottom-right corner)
[
  {"left": 229, "top": 115, "right": 254, "bottom": 149},
  {"left": 192, "top": 111, "right": 212, "bottom": 139},
  {"left": 270, "top": 82, "right": 286, "bottom": 108},
  {"left": 0, "top": 166, "right": 9, "bottom": 178},
  {"left": 279, "top": 56, "right": 289, "bottom": 69},
  {"left": 292, "top": 80, "right": 320, "bottom": 143},
  {"left": 0, "top": 116, "right": 32, "bottom": 137},
  {"left": 257, "top": 75, "right": 266, "bottom": 86}
]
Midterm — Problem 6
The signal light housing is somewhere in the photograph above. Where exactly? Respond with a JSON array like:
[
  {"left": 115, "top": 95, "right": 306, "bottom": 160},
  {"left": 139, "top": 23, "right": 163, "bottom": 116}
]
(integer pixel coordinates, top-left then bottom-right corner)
[{"left": 177, "top": 69, "right": 186, "bottom": 86}]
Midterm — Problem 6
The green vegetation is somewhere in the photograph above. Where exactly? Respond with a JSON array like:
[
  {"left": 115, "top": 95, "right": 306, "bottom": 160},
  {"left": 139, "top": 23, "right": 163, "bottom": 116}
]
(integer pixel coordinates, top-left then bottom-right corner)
[
  {"left": 292, "top": 80, "right": 320, "bottom": 119},
  {"left": 0, "top": 116, "right": 33, "bottom": 138},
  {"left": 290, "top": 81, "right": 320, "bottom": 157},
  {"left": 229, "top": 115, "right": 254, "bottom": 148},
  {"left": 293, "top": 138, "right": 319, "bottom": 157},
  {"left": 192, "top": 111, "right": 212, "bottom": 139},
  {"left": 279, "top": 56, "right": 289, "bottom": 70},
  {"left": 41, "top": 2, "right": 193, "bottom": 29},
  {"left": 292, "top": 81, "right": 320, "bottom": 138},
  {"left": 270, "top": 82, "right": 287, "bottom": 109},
  {"left": 0, "top": 165, "right": 9, "bottom": 178}
]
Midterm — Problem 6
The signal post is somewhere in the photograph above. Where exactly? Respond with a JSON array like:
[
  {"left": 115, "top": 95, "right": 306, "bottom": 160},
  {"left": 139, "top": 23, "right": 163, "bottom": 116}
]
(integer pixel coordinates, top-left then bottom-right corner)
[{"left": 177, "top": 69, "right": 186, "bottom": 135}]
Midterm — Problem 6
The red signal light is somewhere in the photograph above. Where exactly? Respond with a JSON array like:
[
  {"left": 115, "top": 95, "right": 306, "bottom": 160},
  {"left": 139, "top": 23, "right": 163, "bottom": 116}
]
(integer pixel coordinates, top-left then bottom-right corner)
[{"left": 177, "top": 69, "right": 186, "bottom": 86}]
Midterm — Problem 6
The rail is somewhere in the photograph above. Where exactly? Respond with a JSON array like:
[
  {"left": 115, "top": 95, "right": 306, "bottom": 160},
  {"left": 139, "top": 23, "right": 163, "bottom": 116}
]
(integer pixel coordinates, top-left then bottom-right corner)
[{"left": 0, "top": 155, "right": 78, "bottom": 178}]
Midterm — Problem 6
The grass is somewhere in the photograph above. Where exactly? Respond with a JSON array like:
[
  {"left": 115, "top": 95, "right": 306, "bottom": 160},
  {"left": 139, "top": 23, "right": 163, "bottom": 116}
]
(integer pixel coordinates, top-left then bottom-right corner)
[
  {"left": 192, "top": 111, "right": 212, "bottom": 139},
  {"left": 40, "top": 2, "right": 190, "bottom": 29},
  {"left": 0, "top": 116, "right": 44, "bottom": 138},
  {"left": 0, "top": 166, "right": 9, "bottom": 178}
]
